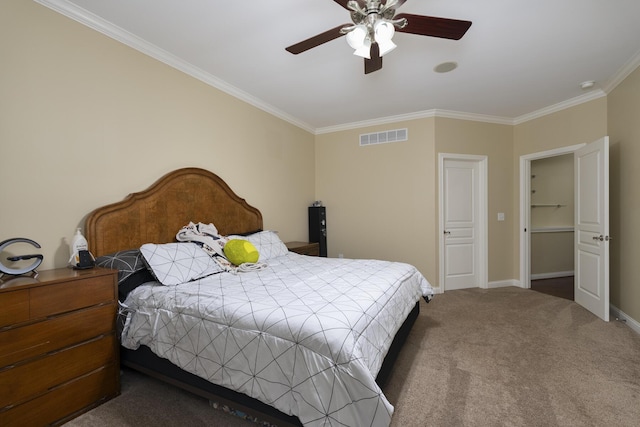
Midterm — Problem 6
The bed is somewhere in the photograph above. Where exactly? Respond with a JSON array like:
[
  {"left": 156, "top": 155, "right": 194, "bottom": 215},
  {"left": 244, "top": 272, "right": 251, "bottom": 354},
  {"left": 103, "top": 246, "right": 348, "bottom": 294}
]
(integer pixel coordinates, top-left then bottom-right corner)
[{"left": 85, "top": 167, "right": 433, "bottom": 427}]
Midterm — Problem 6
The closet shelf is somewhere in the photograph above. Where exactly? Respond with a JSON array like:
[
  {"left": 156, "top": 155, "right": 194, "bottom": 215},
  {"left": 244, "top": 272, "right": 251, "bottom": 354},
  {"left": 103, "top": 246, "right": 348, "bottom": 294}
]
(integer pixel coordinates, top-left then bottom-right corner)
[{"left": 531, "top": 226, "right": 574, "bottom": 233}]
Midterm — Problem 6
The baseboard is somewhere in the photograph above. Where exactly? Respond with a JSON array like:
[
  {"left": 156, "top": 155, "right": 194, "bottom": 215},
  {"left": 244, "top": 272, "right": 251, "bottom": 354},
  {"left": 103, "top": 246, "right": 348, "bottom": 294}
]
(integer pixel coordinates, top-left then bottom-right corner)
[
  {"left": 530, "top": 271, "right": 574, "bottom": 280},
  {"left": 487, "top": 279, "right": 519, "bottom": 289},
  {"left": 433, "top": 280, "right": 520, "bottom": 292},
  {"left": 610, "top": 305, "right": 640, "bottom": 336}
]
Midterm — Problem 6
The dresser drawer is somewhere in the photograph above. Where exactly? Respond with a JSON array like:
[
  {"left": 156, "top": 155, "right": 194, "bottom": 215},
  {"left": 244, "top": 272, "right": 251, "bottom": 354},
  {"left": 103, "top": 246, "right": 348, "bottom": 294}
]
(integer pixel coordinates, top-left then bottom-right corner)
[
  {"left": 30, "top": 274, "right": 116, "bottom": 319},
  {"left": 0, "top": 304, "right": 114, "bottom": 368},
  {"left": 0, "top": 290, "right": 29, "bottom": 328},
  {"left": 0, "top": 334, "right": 116, "bottom": 407},
  {"left": 0, "top": 363, "right": 119, "bottom": 426}
]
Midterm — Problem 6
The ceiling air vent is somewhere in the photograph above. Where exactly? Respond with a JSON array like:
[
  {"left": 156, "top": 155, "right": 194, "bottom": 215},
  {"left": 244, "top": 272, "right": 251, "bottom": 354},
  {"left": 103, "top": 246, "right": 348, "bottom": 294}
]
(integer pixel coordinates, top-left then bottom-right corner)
[{"left": 359, "top": 128, "right": 408, "bottom": 146}]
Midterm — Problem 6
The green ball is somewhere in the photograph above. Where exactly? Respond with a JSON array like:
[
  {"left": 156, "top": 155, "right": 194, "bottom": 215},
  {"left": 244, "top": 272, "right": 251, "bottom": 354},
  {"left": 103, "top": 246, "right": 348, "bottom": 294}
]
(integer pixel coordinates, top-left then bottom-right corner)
[{"left": 224, "top": 239, "right": 259, "bottom": 265}]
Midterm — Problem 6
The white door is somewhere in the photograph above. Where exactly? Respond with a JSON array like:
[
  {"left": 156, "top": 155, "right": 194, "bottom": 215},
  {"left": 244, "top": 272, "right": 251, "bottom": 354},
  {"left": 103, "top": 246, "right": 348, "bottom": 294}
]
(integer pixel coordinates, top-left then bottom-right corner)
[
  {"left": 441, "top": 158, "right": 482, "bottom": 290},
  {"left": 574, "top": 137, "right": 610, "bottom": 321}
]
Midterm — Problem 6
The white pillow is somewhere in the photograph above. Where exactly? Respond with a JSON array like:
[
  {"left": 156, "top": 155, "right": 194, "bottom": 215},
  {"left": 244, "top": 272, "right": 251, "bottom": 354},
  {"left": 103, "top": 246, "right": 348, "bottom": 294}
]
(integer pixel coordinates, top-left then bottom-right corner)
[
  {"left": 140, "top": 242, "right": 223, "bottom": 286},
  {"left": 227, "top": 231, "right": 288, "bottom": 262}
]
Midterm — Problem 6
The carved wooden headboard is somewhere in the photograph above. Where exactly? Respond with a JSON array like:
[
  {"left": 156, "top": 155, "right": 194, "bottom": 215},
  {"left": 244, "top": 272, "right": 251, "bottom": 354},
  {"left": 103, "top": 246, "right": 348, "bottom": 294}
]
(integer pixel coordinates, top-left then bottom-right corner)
[{"left": 85, "top": 168, "right": 263, "bottom": 257}]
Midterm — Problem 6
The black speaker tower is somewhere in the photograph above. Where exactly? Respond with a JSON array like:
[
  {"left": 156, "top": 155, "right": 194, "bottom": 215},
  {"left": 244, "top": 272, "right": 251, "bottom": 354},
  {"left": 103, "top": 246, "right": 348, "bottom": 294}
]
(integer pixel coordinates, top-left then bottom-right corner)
[{"left": 308, "top": 206, "right": 327, "bottom": 257}]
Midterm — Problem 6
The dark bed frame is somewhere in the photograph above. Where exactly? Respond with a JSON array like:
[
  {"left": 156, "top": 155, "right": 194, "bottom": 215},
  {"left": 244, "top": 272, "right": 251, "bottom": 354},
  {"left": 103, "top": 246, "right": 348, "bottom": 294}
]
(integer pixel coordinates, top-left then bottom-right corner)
[{"left": 85, "top": 167, "right": 419, "bottom": 426}]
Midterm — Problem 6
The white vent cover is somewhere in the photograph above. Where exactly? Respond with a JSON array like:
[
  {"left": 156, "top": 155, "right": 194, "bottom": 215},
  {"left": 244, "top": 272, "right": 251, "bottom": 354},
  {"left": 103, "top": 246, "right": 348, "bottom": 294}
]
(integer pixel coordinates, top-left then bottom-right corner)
[{"left": 359, "top": 128, "right": 408, "bottom": 146}]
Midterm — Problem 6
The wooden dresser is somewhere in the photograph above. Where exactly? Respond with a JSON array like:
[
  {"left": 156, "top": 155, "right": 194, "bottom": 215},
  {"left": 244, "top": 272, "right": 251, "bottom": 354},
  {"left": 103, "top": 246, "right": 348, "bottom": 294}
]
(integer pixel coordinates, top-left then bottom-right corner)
[
  {"left": 0, "top": 267, "right": 120, "bottom": 426},
  {"left": 285, "top": 241, "right": 320, "bottom": 256}
]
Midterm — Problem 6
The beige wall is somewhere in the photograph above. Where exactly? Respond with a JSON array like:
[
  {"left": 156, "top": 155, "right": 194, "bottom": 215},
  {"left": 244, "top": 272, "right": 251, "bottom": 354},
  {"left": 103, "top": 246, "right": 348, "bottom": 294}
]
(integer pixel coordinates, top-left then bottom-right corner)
[
  {"left": 530, "top": 154, "right": 574, "bottom": 228},
  {"left": 317, "top": 101, "right": 609, "bottom": 293},
  {"left": 608, "top": 66, "right": 640, "bottom": 322},
  {"left": 531, "top": 232, "right": 574, "bottom": 276},
  {"left": 0, "top": 0, "right": 315, "bottom": 269},
  {"left": 434, "top": 118, "right": 514, "bottom": 284},
  {"left": 315, "top": 119, "right": 437, "bottom": 283},
  {"left": 315, "top": 117, "right": 513, "bottom": 287},
  {"left": 512, "top": 98, "right": 608, "bottom": 280}
]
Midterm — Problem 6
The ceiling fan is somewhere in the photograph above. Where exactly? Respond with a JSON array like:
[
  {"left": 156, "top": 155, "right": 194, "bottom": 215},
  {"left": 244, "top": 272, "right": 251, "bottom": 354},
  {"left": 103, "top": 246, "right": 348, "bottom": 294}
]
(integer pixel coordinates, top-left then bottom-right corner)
[{"left": 286, "top": 0, "right": 472, "bottom": 74}]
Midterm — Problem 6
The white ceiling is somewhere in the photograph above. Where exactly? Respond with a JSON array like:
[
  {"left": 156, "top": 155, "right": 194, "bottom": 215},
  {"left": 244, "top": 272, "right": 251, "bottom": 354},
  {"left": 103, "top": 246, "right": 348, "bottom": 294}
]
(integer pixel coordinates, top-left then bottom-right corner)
[{"left": 38, "top": 0, "right": 640, "bottom": 133}]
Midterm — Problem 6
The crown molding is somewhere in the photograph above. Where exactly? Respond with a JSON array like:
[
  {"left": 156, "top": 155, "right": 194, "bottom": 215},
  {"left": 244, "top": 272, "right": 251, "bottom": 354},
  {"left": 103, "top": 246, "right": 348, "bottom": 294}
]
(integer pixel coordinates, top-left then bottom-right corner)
[
  {"left": 315, "top": 109, "right": 514, "bottom": 134},
  {"left": 33, "top": 0, "right": 640, "bottom": 136},
  {"left": 434, "top": 110, "right": 514, "bottom": 126},
  {"left": 316, "top": 49, "right": 640, "bottom": 133},
  {"left": 511, "top": 50, "right": 640, "bottom": 126},
  {"left": 316, "top": 110, "right": 435, "bottom": 134},
  {"left": 602, "top": 48, "right": 640, "bottom": 94},
  {"left": 512, "top": 90, "right": 607, "bottom": 125},
  {"left": 33, "top": 0, "right": 316, "bottom": 134}
]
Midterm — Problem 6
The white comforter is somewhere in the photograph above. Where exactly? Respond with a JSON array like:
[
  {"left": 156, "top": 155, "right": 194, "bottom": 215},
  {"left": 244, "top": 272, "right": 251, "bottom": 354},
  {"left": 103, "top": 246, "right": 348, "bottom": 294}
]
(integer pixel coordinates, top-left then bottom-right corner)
[{"left": 121, "top": 253, "right": 433, "bottom": 426}]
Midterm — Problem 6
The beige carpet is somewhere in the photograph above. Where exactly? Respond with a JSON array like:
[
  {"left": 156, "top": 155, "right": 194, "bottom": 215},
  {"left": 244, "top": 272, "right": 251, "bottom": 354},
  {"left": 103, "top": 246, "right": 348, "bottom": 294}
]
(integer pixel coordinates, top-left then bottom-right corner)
[{"left": 65, "top": 287, "right": 640, "bottom": 426}]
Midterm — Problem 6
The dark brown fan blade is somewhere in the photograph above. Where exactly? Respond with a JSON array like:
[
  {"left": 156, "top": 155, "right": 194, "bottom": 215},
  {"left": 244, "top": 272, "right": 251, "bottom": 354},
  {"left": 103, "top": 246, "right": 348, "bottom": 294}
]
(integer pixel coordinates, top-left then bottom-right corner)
[
  {"left": 364, "top": 43, "right": 383, "bottom": 74},
  {"left": 395, "top": 13, "right": 472, "bottom": 40},
  {"left": 333, "top": 0, "right": 364, "bottom": 10},
  {"left": 286, "top": 24, "right": 351, "bottom": 55}
]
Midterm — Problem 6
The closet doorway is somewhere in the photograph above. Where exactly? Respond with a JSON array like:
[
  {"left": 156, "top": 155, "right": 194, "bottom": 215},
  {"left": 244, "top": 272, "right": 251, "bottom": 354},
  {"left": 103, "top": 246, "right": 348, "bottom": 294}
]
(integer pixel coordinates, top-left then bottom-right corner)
[
  {"left": 530, "top": 153, "right": 575, "bottom": 300},
  {"left": 519, "top": 144, "right": 584, "bottom": 291},
  {"left": 519, "top": 138, "right": 610, "bottom": 321}
]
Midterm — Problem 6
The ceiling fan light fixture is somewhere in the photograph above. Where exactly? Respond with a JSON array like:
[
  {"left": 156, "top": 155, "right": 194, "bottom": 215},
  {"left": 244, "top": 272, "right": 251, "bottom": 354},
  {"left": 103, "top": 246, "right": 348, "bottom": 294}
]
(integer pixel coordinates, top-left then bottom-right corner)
[
  {"left": 374, "top": 20, "right": 395, "bottom": 42},
  {"left": 353, "top": 38, "right": 372, "bottom": 59},
  {"left": 285, "top": 0, "right": 472, "bottom": 74},
  {"left": 377, "top": 38, "right": 397, "bottom": 56},
  {"left": 374, "top": 20, "right": 397, "bottom": 56},
  {"left": 346, "top": 25, "right": 368, "bottom": 49}
]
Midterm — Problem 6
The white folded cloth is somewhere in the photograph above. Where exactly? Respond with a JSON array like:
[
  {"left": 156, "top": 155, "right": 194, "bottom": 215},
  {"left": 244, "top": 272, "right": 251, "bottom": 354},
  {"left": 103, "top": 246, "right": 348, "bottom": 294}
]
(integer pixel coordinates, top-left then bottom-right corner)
[{"left": 176, "top": 221, "right": 227, "bottom": 258}]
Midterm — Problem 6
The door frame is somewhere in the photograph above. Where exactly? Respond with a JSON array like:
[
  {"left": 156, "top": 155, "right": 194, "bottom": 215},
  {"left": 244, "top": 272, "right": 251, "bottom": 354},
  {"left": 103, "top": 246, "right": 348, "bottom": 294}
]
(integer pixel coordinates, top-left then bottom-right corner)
[
  {"left": 438, "top": 153, "right": 488, "bottom": 291},
  {"left": 518, "top": 143, "right": 585, "bottom": 289}
]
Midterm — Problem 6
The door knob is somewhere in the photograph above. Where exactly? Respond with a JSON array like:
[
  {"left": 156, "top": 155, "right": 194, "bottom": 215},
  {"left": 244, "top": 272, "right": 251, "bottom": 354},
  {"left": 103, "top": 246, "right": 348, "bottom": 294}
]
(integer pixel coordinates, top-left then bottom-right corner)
[{"left": 444, "top": 230, "right": 451, "bottom": 235}]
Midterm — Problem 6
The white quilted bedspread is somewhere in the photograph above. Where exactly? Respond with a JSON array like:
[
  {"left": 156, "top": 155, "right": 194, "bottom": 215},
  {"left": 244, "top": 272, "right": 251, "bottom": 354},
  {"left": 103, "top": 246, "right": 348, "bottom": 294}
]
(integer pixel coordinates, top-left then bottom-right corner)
[{"left": 121, "top": 253, "right": 432, "bottom": 426}]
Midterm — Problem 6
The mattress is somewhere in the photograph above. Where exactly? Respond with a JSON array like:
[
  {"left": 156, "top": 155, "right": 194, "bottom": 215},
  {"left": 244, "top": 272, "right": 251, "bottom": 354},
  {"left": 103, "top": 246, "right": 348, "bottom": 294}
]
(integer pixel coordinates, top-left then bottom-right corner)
[{"left": 121, "top": 253, "right": 433, "bottom": 426}]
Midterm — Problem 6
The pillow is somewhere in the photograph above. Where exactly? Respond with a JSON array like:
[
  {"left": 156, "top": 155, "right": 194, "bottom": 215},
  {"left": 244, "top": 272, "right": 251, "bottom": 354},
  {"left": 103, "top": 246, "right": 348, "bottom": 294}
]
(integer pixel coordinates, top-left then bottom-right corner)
[
  {"left": 228, "top": 228, "right": 263, "bottom": 237},
  {"left": 140, "top": 242, "right": 224, "bottom": 286},
  {"left": 223, "top": 239, "right": 259, "bottom": 266},
  {"left": 95, "top": 249, "right": 156, "bottom": 300},
  {"left": 227, "top": 231, "right": 288, "bottom": 262},
  {"left": 95, "top": 249, "right": 147, "bottom": 284},
  {"left": 118, "top": 268, "right": 156, "bottom": 301}
]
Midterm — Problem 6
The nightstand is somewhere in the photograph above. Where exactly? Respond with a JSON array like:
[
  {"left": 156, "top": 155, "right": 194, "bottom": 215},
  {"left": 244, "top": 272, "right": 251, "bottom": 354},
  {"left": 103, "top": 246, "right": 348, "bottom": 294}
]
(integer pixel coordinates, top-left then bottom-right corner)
[
  {"left": 285, "top": 241, "right": 320, "bottom": 256},
  {"left": 0, "top": 267, "right": 120, "bottom": 426}
]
